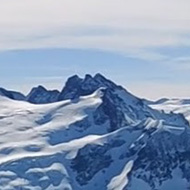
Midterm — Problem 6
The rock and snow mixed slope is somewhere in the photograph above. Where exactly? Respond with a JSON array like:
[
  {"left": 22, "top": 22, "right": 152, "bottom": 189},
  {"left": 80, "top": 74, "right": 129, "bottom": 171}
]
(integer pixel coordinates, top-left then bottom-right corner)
[{"left": 0, "top": 74, "right": 190, "bottom": 190}]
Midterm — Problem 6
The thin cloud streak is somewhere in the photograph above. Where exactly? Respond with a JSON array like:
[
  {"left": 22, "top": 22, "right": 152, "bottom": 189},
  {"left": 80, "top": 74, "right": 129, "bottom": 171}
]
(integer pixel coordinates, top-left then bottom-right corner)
[{"left": 0, "top": 0, "right": 189, "bottom": 62}]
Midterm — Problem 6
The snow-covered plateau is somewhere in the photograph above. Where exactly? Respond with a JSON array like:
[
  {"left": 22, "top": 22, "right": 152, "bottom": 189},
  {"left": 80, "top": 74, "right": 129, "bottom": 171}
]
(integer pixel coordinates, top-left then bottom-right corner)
[{"left": 0, "top": 74, "right": 190, "bottom": 190}]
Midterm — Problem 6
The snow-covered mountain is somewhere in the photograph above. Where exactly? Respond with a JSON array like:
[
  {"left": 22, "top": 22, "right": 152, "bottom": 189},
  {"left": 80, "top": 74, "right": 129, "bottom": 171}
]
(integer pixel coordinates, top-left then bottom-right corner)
[{"left": 0, "top": 74, "right": 190, "bottom": 190}]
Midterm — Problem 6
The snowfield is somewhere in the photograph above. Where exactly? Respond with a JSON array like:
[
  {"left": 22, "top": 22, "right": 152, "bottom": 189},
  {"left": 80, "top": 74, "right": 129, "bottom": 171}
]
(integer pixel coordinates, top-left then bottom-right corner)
[
  {"left": 0, "top": 89, "right": 103, "bottom": 164},
  {"left": 0, "top": 90, "right": 106, "bottom": 189}
]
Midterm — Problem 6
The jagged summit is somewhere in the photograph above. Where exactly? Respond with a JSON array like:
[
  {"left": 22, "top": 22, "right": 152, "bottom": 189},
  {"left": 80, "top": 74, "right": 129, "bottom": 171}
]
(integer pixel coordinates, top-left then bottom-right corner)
[
  {"left": 26, "top": 85, "right": 60, "bottom": 104},
  {"left": 0, "top": 73, "right": 132, "bottom": 104},
  {"left": 58, "top": 73, "right": 121, "bottom": 101}
]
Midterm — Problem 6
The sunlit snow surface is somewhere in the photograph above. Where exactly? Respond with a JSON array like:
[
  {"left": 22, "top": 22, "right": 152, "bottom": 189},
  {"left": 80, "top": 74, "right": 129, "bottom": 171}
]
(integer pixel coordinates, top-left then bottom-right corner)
[
  {"left": 107, "top": 160, "right": 134, "bottom": 190},
  {"left": 0, "top": 90, "right": 102, "bottom": 161},
  {"left": 0, "top": 90, "right": 106, "bottom": 190}
]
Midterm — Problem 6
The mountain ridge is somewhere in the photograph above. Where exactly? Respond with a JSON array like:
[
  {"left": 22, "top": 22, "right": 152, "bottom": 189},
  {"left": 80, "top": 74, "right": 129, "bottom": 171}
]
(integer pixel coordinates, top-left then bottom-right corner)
[{"left": 0, "top": 73, "right": 139, "bottom": 104}]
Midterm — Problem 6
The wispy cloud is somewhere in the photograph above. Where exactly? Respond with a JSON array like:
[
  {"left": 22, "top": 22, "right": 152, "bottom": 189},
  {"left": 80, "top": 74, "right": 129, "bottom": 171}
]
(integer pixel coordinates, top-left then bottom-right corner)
[{"left": 0, "top": 0, "right": 189, "bottom": 63}]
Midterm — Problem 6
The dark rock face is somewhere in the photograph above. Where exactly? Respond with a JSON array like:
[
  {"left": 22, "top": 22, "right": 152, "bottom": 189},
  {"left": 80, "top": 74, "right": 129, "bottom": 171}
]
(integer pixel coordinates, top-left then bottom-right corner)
[
  {"left": 58, "top": 73, "right": 120, "bottom": 101},
  {"left": 70, "top": 136, "right": 127, "bottom": 186},
  {"left": 71, "top": 144, "right": 113, "bottom": 185},
  {"left": 130, "top": 129, "right": 190, "bottom": 189},
  {"left": 98, "top": 89, "right": 132, "bottom": 132},
  {"left": 0, "top": 87, "right": 25, "bottom": 101},
  {"left": 26, "top": 85, "right": 60, "bottom": 104}
]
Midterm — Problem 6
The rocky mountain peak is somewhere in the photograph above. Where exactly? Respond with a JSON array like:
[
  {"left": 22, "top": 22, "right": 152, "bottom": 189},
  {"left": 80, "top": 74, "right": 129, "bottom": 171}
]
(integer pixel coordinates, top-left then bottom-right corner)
[
  {"left": 26, "top": 85, "right": 60, "bottom": 104},
  {"left": 58, "top": 73, "right": 121, "bottom": 101}
]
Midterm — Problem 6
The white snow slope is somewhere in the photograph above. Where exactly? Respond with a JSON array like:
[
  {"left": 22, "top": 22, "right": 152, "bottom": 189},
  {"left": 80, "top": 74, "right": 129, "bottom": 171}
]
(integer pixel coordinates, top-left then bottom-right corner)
[{"left": 0, "top": 89, "right": 106, "bottom": 190}]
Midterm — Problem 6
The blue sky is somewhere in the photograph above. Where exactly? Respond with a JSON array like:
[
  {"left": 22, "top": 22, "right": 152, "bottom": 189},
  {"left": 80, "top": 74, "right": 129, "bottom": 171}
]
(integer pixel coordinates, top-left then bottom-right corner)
[{"left": 0, "top": 0, "right": 190, "bottom": 100}]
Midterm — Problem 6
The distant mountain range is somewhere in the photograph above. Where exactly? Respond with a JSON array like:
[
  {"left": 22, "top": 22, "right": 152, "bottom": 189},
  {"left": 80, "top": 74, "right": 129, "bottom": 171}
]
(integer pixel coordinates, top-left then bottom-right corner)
[
  {"left": 0, "top": 73, "right": 190, "bottom": 190},
  {"left": 0, "top": 73, "right": 125, "bottom": 104}
]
